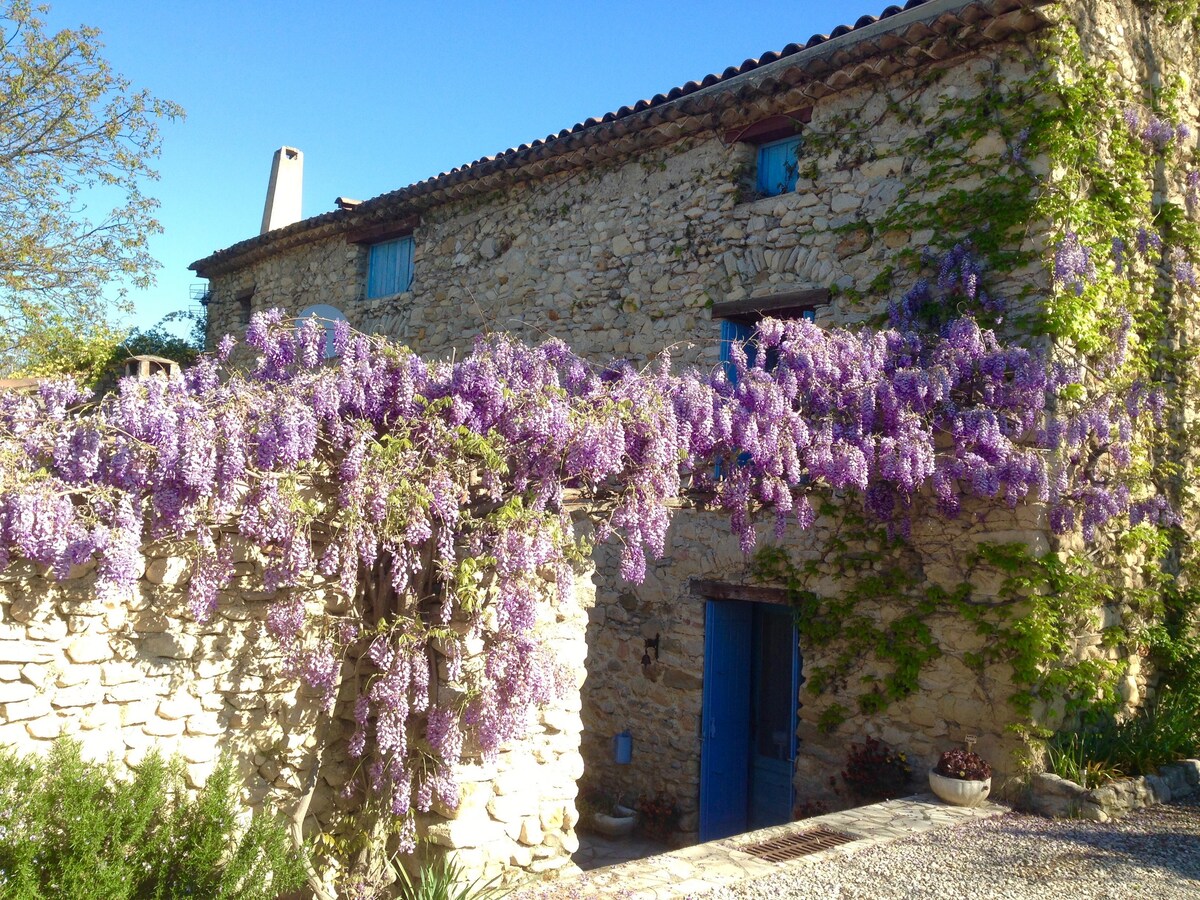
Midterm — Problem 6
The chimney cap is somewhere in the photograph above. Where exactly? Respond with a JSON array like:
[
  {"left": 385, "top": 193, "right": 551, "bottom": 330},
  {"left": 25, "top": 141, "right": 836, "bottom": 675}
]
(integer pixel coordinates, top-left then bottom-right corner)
[{"left": 335, "top": 197, "right": 362, "bottom": 210}]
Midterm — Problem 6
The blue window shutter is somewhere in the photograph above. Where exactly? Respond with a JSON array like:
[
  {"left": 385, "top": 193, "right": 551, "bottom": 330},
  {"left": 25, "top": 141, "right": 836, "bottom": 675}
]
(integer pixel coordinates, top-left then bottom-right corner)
[
  {"left": 718, "top": 320, "right": 755, "bottom": 477},
  {"left": 367, "top": 236, "right": 414, "bottom": 298},
  {"left": 720, "top": 319, "right": 754, "bottom": 385},
  {"left": 755, "top": 136, "right": 801, "bottom": 197}
]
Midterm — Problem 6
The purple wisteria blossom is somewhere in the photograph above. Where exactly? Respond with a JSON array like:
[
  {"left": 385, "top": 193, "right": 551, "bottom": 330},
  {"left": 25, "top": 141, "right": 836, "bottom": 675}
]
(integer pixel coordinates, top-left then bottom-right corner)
[
  {"left": 1136, "top": 225, "right": 1163, "bottom": 257},
  {"left": 1111, "top": 237, "right": 1126, "bottom": 276},
  {"left": 1170, "top": 246, "right": 1197, "bottom": 287},
  {"left": 0, "top": 245, "right": 1173, "bottom": 827},
  {"left": 1125, "top": 106, "right": 1189, "bottom": 151},
  {"left": 1054, "top": 230, "right": 1095, "bottom": 295}
]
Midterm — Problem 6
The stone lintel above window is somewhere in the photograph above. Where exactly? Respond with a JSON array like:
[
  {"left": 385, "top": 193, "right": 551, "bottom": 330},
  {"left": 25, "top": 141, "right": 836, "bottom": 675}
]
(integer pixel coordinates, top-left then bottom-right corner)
[
  {"left": 689, "top": 578, "right": 792, "bottom": 606},
  {"left": 344, "top": 214, "right": 419, "bottom": 245},
  {"left": 724, "top": 108, "right": 811, "bottom": 146},
  {"left": 710, "top": 288, "right": 830, "bottom": 324}
]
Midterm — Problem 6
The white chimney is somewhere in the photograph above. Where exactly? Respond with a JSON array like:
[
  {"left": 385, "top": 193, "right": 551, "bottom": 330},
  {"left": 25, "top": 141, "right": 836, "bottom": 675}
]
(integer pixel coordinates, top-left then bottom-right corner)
[{"left": 260, "top": 146, "right": 303, "bottom": 234}]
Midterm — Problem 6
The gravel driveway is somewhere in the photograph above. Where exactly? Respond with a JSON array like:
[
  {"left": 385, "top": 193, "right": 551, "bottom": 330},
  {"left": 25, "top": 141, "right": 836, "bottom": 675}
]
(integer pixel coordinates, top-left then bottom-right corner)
[{"left": 703, "top": 794, "right": 1200, "bottom": 900}]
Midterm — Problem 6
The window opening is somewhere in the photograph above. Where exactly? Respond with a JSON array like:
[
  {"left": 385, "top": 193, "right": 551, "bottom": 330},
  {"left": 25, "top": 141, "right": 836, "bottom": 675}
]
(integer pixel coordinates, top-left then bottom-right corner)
[
  {"left": 236, "top": 289, "right": 254, "bottom": 326},
  {"left": 367, "top": 235, "right": 415, "bottom": 299},
  {"left": 756, "top": 136, "right": 801, "bottom": 198},
  {"left": 717, "top": 299, "right": 822, "bottom": 477}
]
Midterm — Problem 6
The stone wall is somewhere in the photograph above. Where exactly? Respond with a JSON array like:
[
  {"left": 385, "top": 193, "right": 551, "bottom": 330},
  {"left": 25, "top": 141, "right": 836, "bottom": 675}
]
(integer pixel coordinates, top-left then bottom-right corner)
[
  {"left": 1030, "top": 761, "right": 1200, "bottom": 822},
  {"left": 0, "top": 542, "right": 592, "bottom": 885}
]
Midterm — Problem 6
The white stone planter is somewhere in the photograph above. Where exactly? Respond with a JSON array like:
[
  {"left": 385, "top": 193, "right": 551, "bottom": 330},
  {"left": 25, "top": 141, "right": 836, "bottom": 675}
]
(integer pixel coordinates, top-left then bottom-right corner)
[
  {"left": 591, "top": 813, "right": 637, "bottom": 837},
  {"left": 928, "top": 769, "right": 991, "bottom": 807}
]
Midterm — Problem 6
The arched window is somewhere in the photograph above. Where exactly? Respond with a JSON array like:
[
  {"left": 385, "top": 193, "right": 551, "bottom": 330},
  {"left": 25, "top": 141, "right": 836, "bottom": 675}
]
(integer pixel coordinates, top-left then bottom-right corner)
[{"left": 298, "top": 304, "right": 349, "bottom": 358}]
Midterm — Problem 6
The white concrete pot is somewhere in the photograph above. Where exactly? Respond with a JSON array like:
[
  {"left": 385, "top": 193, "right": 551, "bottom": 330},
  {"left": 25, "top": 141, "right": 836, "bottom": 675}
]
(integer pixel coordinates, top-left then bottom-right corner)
[
  {"left": 591, "top": 813, "right": 636, "bottom": 837},
  {"left": 928, "top": 769, "right": 991, "bottom": 807}
]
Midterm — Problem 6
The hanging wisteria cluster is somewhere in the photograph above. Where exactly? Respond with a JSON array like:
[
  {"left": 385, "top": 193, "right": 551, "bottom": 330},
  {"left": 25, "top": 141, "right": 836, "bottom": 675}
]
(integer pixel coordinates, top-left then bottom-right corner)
[
  {"left": 1122, "top": 105, "right": 1192, "bottom": 153},
  {"left": 0, "top": 247, "right": 1173, "bottom": 840}
]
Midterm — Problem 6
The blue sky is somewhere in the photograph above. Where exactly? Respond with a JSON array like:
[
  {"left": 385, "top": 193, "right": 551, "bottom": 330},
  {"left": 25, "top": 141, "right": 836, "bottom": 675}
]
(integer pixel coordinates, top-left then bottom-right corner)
[{"left": 42, "top": 1, "right": 856, "bottom": 336}]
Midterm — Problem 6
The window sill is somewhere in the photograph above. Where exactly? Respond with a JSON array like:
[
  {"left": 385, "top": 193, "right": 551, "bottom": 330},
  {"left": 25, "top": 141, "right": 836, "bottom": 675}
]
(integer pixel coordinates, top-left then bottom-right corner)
[
  {"left": 733, "top": 189, "right": 796, "bottom": 211},
  {"left": 363, "top": 289, "right": 414, "bottom": 306}
]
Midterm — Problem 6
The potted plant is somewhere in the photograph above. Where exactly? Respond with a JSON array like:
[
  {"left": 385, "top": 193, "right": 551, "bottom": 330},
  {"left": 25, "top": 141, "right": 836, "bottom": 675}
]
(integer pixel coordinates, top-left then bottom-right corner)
[
  {"left": 929, "top": 746, "right": 993, "bottom": 807},
  {"left": 634, "top": 791, "right": 679, "bottom": 843},
  {"left": 578, "top": 787, "right": 637, "bottom": 837},
  {"left": 841, "top": 736, "right": 913, "bottom": 801}
]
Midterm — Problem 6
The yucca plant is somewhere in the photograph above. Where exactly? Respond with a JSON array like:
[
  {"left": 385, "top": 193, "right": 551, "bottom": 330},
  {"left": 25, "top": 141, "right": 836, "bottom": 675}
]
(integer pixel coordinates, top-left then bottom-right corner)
[{"left": 394, "top": 856, "right": 515, "bottom": 900}]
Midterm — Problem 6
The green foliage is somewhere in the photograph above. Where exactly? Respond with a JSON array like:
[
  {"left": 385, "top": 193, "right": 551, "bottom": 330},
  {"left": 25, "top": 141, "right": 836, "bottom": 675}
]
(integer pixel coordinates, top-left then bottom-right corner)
[
  {"left": 767, "top": 17, "right": 1197, "bottom": 745},
  {"left": 754, "top": 533, "right": 940, "bottom": 719},
  {"left": 816, "top": 703, "right": 848, "bottom": 733},
  {"left": 0, "top": 740, "right": 307, "bottom": 900},
  {"left": 0, "top": 2, "right": 184, "bottom": 376},
  {"left": 4, "top": 314, "right": 127, "bottom": 383},
  {"left": 1043, "top": 730, "right": 1124, "bottom": 788},
  {"left": 1136, "top": 0, "right": 1200, "bottom": 28},
  {"left": 7, "top": 318, "right": 201, "bottom": 387},
  {"left": 1042, "top": 678, "right": 1200, "bottom": 786},
  {"left": 754, "top": 523, "right": 1171, "bottom": 734},
  {"left": 394, "top": 856, "right": 513, "bottom": 900}
]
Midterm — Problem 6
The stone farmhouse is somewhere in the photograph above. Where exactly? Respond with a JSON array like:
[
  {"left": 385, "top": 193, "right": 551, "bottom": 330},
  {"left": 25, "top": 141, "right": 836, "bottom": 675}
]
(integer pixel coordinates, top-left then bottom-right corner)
[{"left": 190, "top": 0, "right": 1198, "bottom": 856}]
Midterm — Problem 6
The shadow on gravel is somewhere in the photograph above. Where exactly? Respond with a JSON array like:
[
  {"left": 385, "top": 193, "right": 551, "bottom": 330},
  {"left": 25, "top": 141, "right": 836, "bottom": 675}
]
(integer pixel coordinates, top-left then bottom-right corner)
[{"left": 1003, "top": 800, "right": 1200, "bottom": 885}]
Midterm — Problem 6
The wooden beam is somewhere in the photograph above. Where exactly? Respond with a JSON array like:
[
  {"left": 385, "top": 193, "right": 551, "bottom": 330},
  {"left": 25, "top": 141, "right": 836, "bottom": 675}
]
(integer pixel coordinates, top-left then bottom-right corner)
[
  {"left": 710, "top": 288, "right": 830, "bottom": 321},
  {"left": 344, "top": 215, "right": 419, "bottom": 245},
  {"left": 688, "top": 578, "right": 793, "bottom": 606},
  {"left": 723, "top": 108, "right": 812, "bottom": 144}
]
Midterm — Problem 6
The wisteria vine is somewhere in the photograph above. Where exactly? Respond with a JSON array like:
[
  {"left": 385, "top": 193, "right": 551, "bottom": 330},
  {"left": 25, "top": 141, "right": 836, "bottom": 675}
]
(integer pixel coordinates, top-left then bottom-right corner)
[{"left": 0, "top": 249, "right": 1171, "bottom": 845}]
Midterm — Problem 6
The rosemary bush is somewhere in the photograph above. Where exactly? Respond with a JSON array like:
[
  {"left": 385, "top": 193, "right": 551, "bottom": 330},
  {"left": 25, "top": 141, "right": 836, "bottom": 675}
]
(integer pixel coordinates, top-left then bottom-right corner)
[{"left": 0, "top": 739, "right": 306, "bottom": 900}]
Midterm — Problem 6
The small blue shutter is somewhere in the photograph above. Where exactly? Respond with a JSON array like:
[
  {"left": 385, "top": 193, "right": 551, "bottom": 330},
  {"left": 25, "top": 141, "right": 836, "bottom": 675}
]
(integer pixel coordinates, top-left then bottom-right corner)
[
  {"left": 719, "top": 319, "right": 754, "bottom": 385},
  {"left": 718, "top": 320, "right": 754, "bottom": 478},
  {"left": 756, "top": 136, "right": 801, "bottom": 197},
  {"left": 367, "top": 236, "right": 414, "bottom": 298}
]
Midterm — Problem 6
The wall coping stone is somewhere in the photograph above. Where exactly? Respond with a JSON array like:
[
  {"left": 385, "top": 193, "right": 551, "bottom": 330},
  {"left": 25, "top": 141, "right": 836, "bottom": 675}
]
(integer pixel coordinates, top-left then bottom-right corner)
[{"left": 1027, "top": 760, "right": 1200, "bottom": 823}]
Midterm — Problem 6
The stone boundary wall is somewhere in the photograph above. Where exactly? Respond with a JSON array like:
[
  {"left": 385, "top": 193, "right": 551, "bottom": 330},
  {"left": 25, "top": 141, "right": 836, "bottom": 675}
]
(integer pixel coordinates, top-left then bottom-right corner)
[
  {"left": 0, "top": 546, "right": 593, "bottom": 884},
  {"left": 1030, "top": 761, "right": 1200, "bottom": 823}
]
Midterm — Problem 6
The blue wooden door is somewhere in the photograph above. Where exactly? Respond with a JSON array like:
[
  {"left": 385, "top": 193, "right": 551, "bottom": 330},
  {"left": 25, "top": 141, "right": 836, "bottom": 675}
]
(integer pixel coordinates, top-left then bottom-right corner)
[
  {"left": 699, "top": 600, "right": 753, "bottom": 841},
  {"left": 748, "top": 604, "right": 799, "bottom": 829},
  {"left": 701, "top": 600, "right": 800, "bottom": 841}
]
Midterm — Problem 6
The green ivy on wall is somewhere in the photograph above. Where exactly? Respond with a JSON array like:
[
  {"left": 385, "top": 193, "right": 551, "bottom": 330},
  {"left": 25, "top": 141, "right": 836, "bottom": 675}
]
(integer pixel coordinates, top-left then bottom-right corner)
[{"left": 758, "top": 8, "right": 1199, "bottom": 749}]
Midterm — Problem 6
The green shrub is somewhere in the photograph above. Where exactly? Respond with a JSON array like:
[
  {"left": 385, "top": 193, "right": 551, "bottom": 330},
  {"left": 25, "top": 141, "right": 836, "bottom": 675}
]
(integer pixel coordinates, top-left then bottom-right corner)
[
  {"left": 1044, "top": 681, "right": 1200, "bottom": 786},
  {"left": 0, "top": 739, "right": 307, "bottom": 900},
  {"left": 1043, "top": 730, "right": 1123, "bottom": 788}
]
